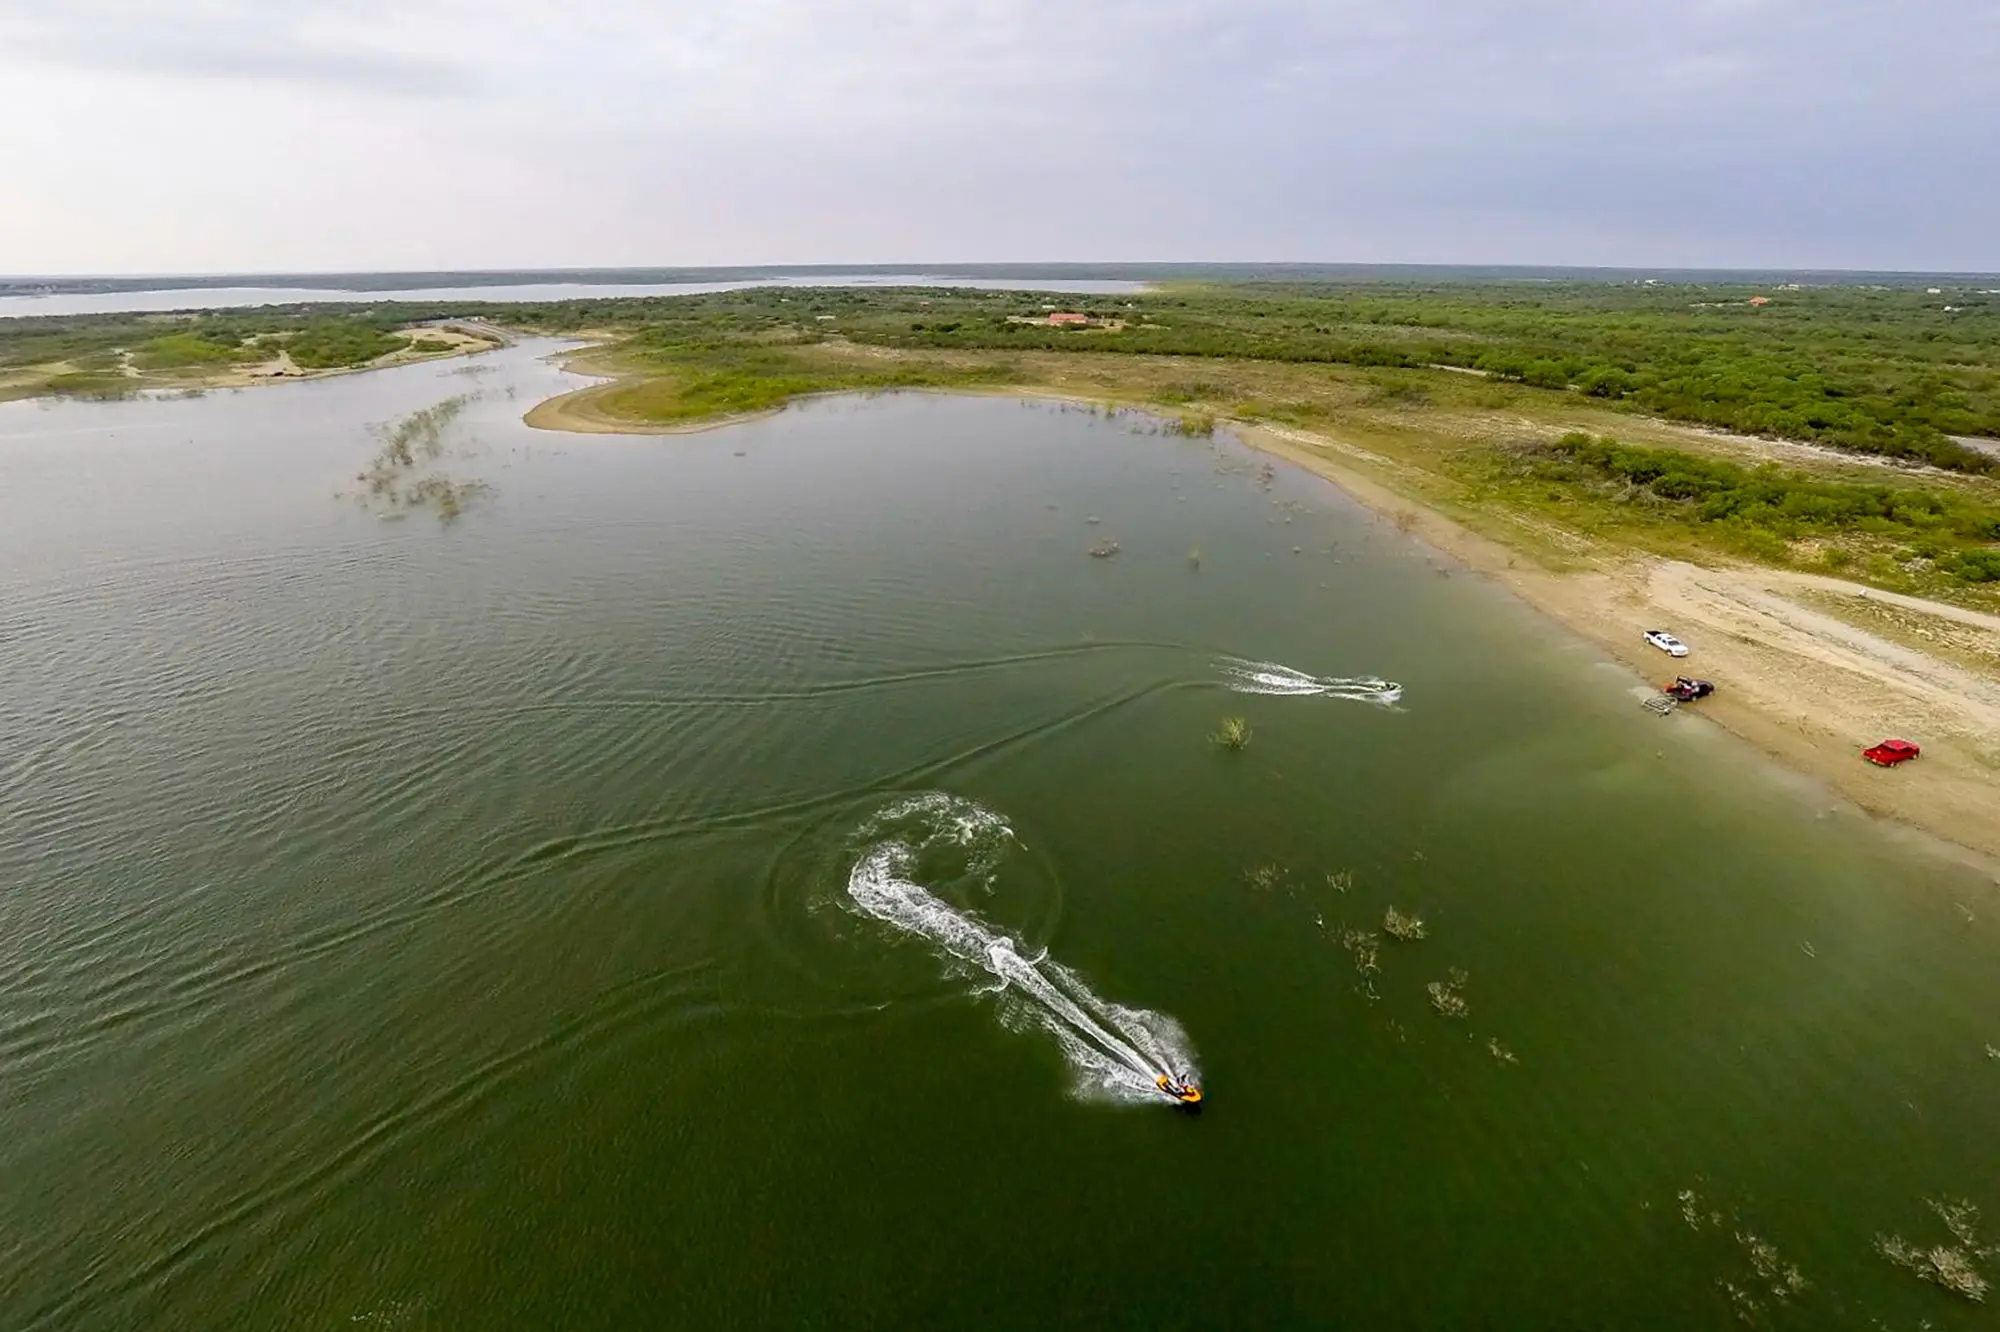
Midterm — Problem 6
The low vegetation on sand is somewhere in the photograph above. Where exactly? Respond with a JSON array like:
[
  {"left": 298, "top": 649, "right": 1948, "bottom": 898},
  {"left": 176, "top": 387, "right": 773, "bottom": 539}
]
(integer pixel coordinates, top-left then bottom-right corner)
[
  {"left": 493, "top": 280, "right": 2000, "bottom": 471},
  {"left": 0, "top": 308, "right": 482, "bottom": 401},
  {"left": 134, "top": 330, "right": 262, "bottom": 370},
  {"left": 282, "top": 321, "right": 411, "bottom": 368},
  {"left": 557, "top": 338, "right": 1018, "bottom": 427},
  {"left": 1515, "top": 433, "right": 2000, "bottom": 584}
]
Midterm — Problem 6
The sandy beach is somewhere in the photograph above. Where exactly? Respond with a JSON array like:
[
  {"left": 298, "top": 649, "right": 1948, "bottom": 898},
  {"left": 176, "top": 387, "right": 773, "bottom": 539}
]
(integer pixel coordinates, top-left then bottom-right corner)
[{"left": 523, "top": 378, "right": 789, "bottom": 436}]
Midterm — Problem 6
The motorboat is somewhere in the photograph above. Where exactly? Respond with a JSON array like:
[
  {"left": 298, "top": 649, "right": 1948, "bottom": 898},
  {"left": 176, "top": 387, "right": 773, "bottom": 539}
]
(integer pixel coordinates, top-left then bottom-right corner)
[{"left": 1156, "top": 1074, "right": 1203, "bottom": 1110}]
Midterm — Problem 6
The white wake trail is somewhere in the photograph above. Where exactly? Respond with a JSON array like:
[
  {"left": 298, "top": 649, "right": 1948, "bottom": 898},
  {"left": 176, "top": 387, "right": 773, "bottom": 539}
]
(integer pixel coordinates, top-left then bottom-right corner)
[
  {"left": 847, "top": 793, "right": 1197, "bottom": 1104},
  {"left": 1220, "top": 657, "right": 1402, "bottom": 705}
]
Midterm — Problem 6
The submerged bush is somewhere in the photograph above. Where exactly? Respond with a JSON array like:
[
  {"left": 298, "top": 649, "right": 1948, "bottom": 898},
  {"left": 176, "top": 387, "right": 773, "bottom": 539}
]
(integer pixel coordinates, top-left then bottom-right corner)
[
  {"left": 1876, "top": 1197, "right": 1996, "bottom": 1303},
  {"left": 1383, "top": 906, "right": 1427, "bottom": 941}
]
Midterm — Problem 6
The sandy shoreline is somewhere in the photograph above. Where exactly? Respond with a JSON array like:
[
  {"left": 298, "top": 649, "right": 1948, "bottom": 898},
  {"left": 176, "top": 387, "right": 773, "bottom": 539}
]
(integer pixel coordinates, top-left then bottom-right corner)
[
  {"left": 523, "top": 377, "right": 791, "bottom": 436},
  {"left": 1235, "top": 420, "right": 2000, "bottom": 869}
]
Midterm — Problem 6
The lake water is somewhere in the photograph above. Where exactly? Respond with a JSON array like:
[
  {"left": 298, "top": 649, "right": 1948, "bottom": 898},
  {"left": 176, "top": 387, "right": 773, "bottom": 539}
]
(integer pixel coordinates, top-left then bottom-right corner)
[
  {"left": 0, "top": 275, "right": 1143, "bottom": 320},
  {"left": 3, "top": 343, "right": 1998, "bottom": 1329}
]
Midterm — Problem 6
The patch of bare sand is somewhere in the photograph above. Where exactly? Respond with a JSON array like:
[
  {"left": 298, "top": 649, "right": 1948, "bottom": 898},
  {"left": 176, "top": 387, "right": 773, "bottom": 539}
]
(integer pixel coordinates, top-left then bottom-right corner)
[{"left": 1236, "top": 420, "right": 2000, "bottom": 866}]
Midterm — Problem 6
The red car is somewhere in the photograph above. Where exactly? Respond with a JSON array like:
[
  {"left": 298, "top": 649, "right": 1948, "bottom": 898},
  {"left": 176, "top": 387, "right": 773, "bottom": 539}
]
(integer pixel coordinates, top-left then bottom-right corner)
[{"left": 1862, "top": 739, "right": 1920, "bottom": 767}]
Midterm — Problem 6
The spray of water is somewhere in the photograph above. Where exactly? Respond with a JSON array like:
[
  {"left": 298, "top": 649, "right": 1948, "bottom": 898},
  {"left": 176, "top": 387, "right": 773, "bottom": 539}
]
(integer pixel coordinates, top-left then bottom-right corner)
[
  {"left": 847, "top": 793, "right": 1198, "bottom": 1105},
  {"left": 1220, "top": 657, "right": 1402, "bottom": 705}
]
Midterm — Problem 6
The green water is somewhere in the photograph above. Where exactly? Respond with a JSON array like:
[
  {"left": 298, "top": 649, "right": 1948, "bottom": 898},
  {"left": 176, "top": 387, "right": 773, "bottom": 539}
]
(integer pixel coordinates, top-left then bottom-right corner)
[{"left": 3, "top": 345, "right": 1997, "bottom": 1329}]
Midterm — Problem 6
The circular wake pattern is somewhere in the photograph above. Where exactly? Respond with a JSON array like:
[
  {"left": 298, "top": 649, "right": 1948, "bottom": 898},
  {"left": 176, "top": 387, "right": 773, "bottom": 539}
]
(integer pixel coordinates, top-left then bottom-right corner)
[
  {"left": 846, "top": 793, "right": 1198, "bottom": 1106},
  {"left": 1220, "top": 656, "right": 1403, "bottom": 705}
]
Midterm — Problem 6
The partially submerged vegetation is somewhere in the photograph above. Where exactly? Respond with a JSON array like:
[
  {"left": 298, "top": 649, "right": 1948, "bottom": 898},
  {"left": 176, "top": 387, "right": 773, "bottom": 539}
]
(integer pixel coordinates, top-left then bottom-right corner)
[
  {"left": 354, "top": 395, "right": 488, "bottom": 523},
  {"left": 1336, "top": 926, "right": 1381, "bottom": 977},
  {"left": 1676, "top": 1185, "right": 1812, "bottom": 1323},
  {"left": 1425, "top": 969, "right": 1470, "bottom": 1018},
  {"left": 1875, "top": 1197, "right": 1996, "bottom": 1303},
  {"left": 1382, "top": 906, "right": 1427, "bottom": 941},
  {"left": 1212, "top": 716, "right": 1252, "bottom": 750},
  {"left": 1243, "top": 863, "right": 1283, "bottom": 891}
]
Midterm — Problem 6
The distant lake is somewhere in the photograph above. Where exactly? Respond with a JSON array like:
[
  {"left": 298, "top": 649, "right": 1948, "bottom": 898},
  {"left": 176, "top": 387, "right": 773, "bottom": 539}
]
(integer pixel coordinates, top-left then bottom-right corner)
[
  {"left": 0, "top": 274, "right": 1144, "bottom": 319},
  {"left": 3, "top": 346, "right": 1997, "bottom": 1329}
]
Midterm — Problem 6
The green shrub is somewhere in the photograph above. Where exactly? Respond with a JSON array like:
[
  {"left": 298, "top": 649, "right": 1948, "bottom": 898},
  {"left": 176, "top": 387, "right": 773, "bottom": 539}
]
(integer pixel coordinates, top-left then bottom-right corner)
[
  {"left": 286, "top": 323, "right": 411, "bottom": 368},
  {"left": 1546, "top": 434, "right": 2000, "bottom": 545},
  {"left": 43, "top": 371, "right": 136, "bottom": 398},
  {"left": 134, "top": 332, "right": 250, "bottom": 369},
  {"left": 1944, "top": 549, "right": 2000, "bottom": 582}
]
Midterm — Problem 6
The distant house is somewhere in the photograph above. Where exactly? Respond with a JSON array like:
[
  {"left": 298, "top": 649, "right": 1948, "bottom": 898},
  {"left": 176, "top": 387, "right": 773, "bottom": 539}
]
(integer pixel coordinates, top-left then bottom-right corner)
[
  {"left": 1748, "top": 296, "right": 1771, "bottom": 306},
  {"left": 1047, "top": 312, "right": 1090, "bottom": 326}
]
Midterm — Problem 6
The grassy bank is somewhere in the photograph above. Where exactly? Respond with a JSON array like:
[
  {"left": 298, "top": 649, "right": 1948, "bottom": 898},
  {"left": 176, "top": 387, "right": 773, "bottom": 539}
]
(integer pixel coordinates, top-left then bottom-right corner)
[
  {"left": 573, "top": 337, "right": 1021, "bottom": 426},
  {"left": 495, "top": 281, "right": 2000, "bottom": 472}
]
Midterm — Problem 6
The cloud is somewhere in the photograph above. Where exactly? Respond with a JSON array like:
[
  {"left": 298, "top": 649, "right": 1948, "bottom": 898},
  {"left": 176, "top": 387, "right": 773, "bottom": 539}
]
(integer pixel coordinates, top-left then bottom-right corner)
[
  {"left": 0, "top": 0, "right": 1995, "bottom": 272},
  {"left": 0, "top": 1, "right": 473, "bottom": 95}
]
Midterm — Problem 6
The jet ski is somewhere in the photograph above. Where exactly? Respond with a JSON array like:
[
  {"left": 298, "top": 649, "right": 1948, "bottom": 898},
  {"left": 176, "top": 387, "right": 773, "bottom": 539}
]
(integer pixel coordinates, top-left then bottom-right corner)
[{"left": 1156, "top": 1074, "right": 1204, "bottom": 1110}]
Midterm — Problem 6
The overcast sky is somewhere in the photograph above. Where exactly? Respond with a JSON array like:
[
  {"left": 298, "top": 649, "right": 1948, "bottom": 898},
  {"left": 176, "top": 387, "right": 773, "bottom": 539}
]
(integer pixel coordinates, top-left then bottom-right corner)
[{"left": 1, "top": 0, "right": 1995, "bottom": 275}]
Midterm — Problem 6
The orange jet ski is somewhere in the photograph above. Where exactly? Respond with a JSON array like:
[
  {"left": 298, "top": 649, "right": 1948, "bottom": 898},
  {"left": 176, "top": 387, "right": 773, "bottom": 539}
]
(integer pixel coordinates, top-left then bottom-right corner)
[{"left": 1156, "top": 1074, "right": 1204, "bottom": 1111}]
